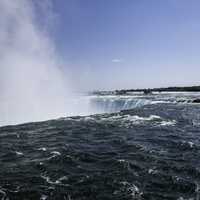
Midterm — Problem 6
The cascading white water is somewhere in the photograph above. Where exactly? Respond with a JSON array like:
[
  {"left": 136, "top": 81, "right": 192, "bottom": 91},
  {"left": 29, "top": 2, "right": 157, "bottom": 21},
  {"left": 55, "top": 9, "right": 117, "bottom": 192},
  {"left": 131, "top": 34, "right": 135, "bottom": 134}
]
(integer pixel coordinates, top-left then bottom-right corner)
[{"left": 89, "top": 96, "right": 151, "bottom": 113}]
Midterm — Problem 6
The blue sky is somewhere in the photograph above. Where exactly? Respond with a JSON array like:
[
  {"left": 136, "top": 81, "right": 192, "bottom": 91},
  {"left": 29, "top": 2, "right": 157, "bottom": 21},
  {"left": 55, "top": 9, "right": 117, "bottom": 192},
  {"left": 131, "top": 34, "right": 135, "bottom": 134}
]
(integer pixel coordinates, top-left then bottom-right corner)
[{"left": 50, "top": 0, "right": 200, "bottom": 90}]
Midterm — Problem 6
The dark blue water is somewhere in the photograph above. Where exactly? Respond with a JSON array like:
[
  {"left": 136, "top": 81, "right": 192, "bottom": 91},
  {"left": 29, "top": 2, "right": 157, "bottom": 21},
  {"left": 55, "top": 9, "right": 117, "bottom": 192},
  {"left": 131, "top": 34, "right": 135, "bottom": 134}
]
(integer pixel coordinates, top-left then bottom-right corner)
[{"left": 1, "top": 93, "right": 200, "bottom": 200}]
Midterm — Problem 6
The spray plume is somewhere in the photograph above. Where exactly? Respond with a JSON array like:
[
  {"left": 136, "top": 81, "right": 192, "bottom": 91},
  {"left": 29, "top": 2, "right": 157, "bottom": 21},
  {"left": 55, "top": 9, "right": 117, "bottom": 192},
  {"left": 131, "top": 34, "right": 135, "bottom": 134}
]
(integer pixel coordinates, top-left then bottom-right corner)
[{"left": 0, "top": 0, "right": 70, "bottom": 126}]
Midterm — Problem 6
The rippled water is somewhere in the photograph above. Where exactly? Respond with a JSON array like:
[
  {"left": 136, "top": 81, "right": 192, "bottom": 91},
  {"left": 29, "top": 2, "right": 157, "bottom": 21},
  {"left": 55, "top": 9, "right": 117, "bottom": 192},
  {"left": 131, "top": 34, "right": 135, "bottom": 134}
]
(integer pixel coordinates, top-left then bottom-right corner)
[{"left": 1, "top": 93, "right": 200, "bottom": 199}]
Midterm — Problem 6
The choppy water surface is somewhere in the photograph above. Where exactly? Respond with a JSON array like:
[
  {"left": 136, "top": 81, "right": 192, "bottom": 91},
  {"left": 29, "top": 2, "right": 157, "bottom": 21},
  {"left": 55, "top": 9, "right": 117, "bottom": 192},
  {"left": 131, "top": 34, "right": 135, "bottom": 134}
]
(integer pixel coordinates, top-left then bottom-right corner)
[{"left": 1, "top": 93, "right": 200, "bottom": 200}]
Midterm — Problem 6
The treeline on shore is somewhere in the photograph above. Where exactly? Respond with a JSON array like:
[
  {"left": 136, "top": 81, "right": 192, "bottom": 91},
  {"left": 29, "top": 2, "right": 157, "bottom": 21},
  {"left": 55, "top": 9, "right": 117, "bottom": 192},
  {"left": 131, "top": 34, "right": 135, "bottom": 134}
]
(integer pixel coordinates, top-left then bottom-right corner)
[
  {"left": 92, "top": 86, "right": 200, "bottom": 95},
  {"left": 114, "top": 86, "right": 200, "bottom": 95}
]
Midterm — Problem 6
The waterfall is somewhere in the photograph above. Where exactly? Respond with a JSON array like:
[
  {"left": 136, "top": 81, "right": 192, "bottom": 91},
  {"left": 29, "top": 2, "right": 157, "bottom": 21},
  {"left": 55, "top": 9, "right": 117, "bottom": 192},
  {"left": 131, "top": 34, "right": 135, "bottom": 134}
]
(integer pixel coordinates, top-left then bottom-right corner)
[{"left": 89, "top": 96, "right": 151, "bottom": 113}]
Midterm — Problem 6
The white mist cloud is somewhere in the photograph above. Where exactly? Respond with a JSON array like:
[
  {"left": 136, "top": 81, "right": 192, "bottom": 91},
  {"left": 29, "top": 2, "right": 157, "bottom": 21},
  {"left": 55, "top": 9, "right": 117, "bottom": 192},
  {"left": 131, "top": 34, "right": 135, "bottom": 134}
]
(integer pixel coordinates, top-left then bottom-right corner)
[{"left": 0, "top": 0, "right": 70, "bottom": 126}]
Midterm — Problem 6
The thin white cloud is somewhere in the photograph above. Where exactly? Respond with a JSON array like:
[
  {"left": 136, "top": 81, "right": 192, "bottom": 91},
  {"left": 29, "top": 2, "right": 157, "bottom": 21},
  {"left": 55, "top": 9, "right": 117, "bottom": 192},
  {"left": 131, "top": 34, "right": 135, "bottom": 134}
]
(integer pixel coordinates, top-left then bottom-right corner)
[{"left": 112, "top": 59, "right": 122, "bottom": 63}]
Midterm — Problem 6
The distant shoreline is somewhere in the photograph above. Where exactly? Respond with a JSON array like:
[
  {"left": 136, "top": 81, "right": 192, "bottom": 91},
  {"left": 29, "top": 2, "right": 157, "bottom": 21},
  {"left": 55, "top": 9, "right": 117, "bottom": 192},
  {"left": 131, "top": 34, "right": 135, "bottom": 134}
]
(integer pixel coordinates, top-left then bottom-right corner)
[
  {"left": 115, "top": 86, "right": 200, "bottom": 95},
  {"left": 93, "top": 86, "right": 200, "bottom": 95}
]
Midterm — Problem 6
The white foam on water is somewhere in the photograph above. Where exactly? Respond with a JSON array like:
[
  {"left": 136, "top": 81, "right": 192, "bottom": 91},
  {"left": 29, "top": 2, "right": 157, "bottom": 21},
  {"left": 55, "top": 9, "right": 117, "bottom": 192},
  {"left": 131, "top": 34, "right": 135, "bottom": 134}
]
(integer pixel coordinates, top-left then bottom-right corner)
[
  {"left": 0, "top": 188, "right": 6, "bottom": 198},
  {"left": 123, "top": 114, "right": 161, "bottom": 122},
  {"left": 38, "top": 147, "right": 47, "bottom": 151},
  {"left": 159, "top": 120, "right": 177, "bottom": 126},
  {"left": 148, "top": 168, "right": 158, "bottom": 175},
  {"left": 40, "top": 194, "right": 48, "bottom": 200},
  {"left": 64, "top": 112, "right": 177, "bottom": 128},
  {"left": 15, "top": 151, "right": 24, "bottom": 156},
  {"left": 51, "top": 151, "right": 61, "bottom": 156},
  {"left": 41, "top": 175, "right": 69, "bottom": 186}
]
